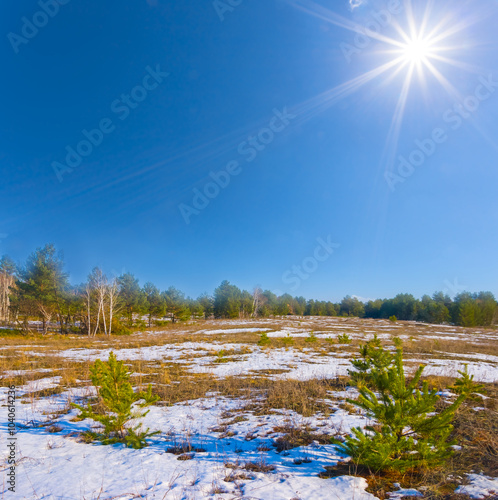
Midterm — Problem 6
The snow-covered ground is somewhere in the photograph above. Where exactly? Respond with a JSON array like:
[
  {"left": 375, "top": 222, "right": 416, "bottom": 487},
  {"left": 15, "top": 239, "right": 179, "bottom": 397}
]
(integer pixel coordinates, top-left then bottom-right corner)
[
  {"left": 1, "top": 384, "right": 376, "bottom": 499},
  {"left": 1, "top": 316, "right": 497, "bottom": 499},
  {"left": 38, "top": 339, "right": 498, "bottom": 383},
  {"left": 1, "top": 382, "right": 495, "bottom": 499}
]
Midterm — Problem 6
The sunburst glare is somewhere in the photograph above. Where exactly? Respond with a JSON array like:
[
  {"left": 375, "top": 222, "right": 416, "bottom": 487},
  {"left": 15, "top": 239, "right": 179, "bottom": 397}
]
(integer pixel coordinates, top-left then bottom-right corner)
[
  {"left": 286, "top": 0, "right": 489, "bottom": 113},
  {"left": 400, "top": 36, "right": 433, "bottom": 65},
  {"left": 284, "top": 0, "right": 493, "bottom": 182}
]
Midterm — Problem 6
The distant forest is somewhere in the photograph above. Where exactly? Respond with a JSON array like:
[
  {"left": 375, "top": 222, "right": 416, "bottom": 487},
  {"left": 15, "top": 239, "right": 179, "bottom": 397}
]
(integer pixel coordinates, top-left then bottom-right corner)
[{"left": 0, "top": 244, "right": 496, "bottom": 335}]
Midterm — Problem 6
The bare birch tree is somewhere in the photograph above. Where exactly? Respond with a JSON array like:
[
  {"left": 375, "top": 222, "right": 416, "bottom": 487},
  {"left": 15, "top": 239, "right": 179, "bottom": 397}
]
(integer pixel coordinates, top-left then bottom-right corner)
[
  {"left": 107, "top": 277, "right": 119, "bottom": 336},
  {"left": 252, "top": 287, "right": 263, "bottom": 318},
  {"left": 0, "top": 258, "right": 15, "bottom": 323},
  {"left": 87, "top": 268, "right": 108, "bottom": 336}
]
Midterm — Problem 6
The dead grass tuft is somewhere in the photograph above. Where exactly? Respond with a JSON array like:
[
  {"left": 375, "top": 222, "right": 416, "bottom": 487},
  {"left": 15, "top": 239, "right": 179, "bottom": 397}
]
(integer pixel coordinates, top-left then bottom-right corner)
[{"left": 273, "top": 423, "right": 332, "bottom": 453}]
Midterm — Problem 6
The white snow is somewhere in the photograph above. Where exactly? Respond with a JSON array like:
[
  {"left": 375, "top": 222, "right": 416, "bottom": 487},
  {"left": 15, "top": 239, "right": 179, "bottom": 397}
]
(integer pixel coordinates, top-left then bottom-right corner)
[
  {"left": 0, "top": 385, "right": 376, "bottom": 499},
  {"left": 455, "top": 474, "right": 498, "bottom": 498},
  {"left": 388, "top": 483, "right": 423, "bottom": 498},
  {"left": 17, "top": 376, "right": 62, "bottom": 394},
  {"left": 196, "top": 327, "right": 273, "bottom": 335},
  {"left": 45, "top": 342, "right": 498, "bottom": 382},
  {"left": 419, "top": 359, "right": 498, "bottom": 383}
]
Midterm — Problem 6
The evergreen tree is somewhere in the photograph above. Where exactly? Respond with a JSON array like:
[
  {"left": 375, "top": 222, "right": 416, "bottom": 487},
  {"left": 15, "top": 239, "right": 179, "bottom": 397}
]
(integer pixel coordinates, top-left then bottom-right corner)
[
  {"left": 335, "top": 339, "right": 472, "bottom": 472},
  {"left": 162, "top": 286, "right": 190, "bottom": 323},
  {"left": 450, "top": 365, "right": 486, "bottom": 400},
  {"left": 197, "top": 293, "right": 214, "bottom": 319},
  {"left": 455, "top": 292, "right": 478, "bottom": 327},
  {"left": 213, "top": 280, "right": 241, "bottom": 318},
  {"left": 294, "top": 296, "right": 307, "bottom": 316},
  {"left": 325, "top": 301, "right": 337, "bottom": 316},
  {"left": 475, "top": 291, "right": 496, "bottom": 326},
  {"left": 240, "top": 289, "right": 255, "bottom": 317},
  {"left": 365, "top": 299, "right": 383, "bottom": 319},
  {"left": 417, "top": 295, "right": 449, "bottom": 324},
  {"left": 15, "top": 244, "right": 69, "bottom": 334},
  {"left": 118, "top": 273, "right": 143, "bottom": 326},
  {"left": 276, "top": 293, "right": 293, "bottom": 316},
  {"left": 340, "top": 295, "right": 365, "bottom": 317},
  {"left": 142, "top": 282, "right": 164, "bottom": 326},
  {"left": 304, "top": 299, "right": 316, "bottom": 316},
  {"left": 73, "top": 352, "right": 159, "bottom": 448},
  {"left": 262, "top": 290, "right": 278, "bottom": 317}
]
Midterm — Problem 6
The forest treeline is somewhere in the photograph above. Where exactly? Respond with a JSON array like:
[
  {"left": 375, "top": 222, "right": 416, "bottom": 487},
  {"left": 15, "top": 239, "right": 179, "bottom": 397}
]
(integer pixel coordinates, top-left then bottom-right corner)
[{"left": 0, "top": 244, "right": 496, "bottom": 335}]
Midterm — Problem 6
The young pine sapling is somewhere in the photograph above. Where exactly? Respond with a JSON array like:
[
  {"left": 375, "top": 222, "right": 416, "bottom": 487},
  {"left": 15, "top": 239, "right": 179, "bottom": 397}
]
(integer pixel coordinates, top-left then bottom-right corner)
[
  {"left": 334, "top": 337, "right": 473, "bottom": 472},
  {"left": 73, "top": 351, "right": 159, "bottom": 449}
]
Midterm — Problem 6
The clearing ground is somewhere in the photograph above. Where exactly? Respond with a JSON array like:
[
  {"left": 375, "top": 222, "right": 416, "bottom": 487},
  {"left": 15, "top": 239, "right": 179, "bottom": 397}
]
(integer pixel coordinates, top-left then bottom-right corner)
[{"left": 1, "top": 316, "right": 497, "bottom": 499}]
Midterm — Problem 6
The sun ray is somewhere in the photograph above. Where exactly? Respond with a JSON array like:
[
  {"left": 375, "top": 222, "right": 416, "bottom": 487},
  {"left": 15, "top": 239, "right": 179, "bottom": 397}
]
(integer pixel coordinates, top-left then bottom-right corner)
[
  {"left": 404, "top": 0, "right": 418, "bottom": 40},
  {"left": 425, "top": 5, "right": 495, "bottom": 47},
  {"left": 291, "top": 57, "right": 405, "bottom": 126},
  {"left": 380, "top": 65, "right": 415, "bottom": 175},
  {"left": 285, "top": 0, "right": 409, "bottom": 49},
  {"left": 427, "top": 54, "right": 486, "bottom": 75},
  {"left": 285, "top": 0, "right": 373, "bottom": 35},
  {"left": 418, "top": 0, "right": 435, "bottom": 39},
  {"left": 422, "top": 60, "right": 465, "bottom": 103}
]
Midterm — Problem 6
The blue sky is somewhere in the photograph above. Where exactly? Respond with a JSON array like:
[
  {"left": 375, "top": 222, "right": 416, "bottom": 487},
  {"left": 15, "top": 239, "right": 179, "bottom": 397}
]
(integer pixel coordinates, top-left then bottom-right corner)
[{"left": 1, "top": 0, "right": 497, "bottom": 301}]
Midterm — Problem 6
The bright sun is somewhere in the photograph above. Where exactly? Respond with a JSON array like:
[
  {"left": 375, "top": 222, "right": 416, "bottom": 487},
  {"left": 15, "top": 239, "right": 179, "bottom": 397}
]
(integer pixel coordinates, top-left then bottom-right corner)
[
  {"left": 285, "top": 0, "right": 480, "bottom": 157},
  {"left": 401, "top": 37, "right": 433, "bottom": 65}
]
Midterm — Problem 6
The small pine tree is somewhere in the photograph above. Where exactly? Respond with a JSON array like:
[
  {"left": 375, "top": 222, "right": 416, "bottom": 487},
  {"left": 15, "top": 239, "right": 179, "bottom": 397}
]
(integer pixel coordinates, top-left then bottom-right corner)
[
  {"left": 305, "top": 331, "right": 317, "bottom": 343},
  {"left": 282, "top": 333, "right": 294, "bottom": 346},
  {"left": 337, "top": 333, "right": 352, "bottom": 344},
  {"left": 334, "top": 339, "right": 472, "bottom": 472},
  {"left": 73, "top": 351, "right": 159, "bottom": 448},
  {"left": 450, "top": 364, "right": 486, "bottom": 401},
  {"left": 258, "top": 332, "right": 271, "bottom": 346},
  {"left": 215, "top": 349, "right": 229, "bottom": 363}
]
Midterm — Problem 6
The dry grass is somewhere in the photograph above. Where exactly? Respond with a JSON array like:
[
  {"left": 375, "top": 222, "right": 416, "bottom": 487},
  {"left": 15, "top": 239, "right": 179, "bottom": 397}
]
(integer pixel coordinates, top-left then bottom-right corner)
[
  {"left": 404, "top": 337, "right": 498, "bottom": 358},
  {"left": 262, "top": 377, "right": 345, "bottom": 416},
  {"left": 223, "top": 457, "right": 276, "bottom": 479},
  {"left": 272, "top": 422, "right": 333, "bottom": 452},
  {"left": 152, "top": 368, "right": 344, "bottom": 417},
  {"left": 320, "top": 462, "right": 472, "bottom": 499},
  {"left": 451, "top": 395, "right": 498, "bottom": 477}
]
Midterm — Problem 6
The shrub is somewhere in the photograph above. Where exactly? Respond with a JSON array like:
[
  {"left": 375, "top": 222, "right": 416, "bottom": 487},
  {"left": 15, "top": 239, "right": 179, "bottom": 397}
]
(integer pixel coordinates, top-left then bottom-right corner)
[
  {"left": 110, "top": 319, "right": 132, "bottom": 336},
  {"left": 333, "top": 340, "right": 472, "bottom": 472},
  {"left": 154, "top": 320, "right": 171, "bottom": 327},
  {"left": 305, "top": 331, "right": 317, "bottom": 343},
  {"left": 132, "top": 319, "right": 148, "bottom": 331},
  {"left": 258, "top": 332, "right": 271, "bottom": 346},
  {"left": 389, "top": 315, "right": 397, "bottom": 322},
  {"left": 72, "top": 352, "right": 159, "bottom": 448},
  {"left": 215, "top": 350, "right": 229, "bottom": 363},
  {"left": 0, "top": 328, "right": 26, "bottom": 337},
  {"left": 337, "top": 333, "right": 352, "bottom": 344},
  {"left": 282, "top": 333, "right": 294, "bottom": 346}
]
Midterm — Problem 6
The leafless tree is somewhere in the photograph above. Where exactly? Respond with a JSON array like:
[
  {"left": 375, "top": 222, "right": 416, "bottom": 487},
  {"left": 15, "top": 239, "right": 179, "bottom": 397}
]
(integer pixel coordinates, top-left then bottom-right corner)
[
  {"left": 85, "top": 269, "right": 121, "bottom": 337},
  {"left": 0, "top": 270, "right": 14, "bottom": 323},
  {"left": 252, "top": 287, "right": 263, "bottom": 318},
  {"left": 107, "top": 277, "right": 119, "bottom": 336},
  {"left": 93, "top": 268, "right": 109, "bottom": 336}
]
